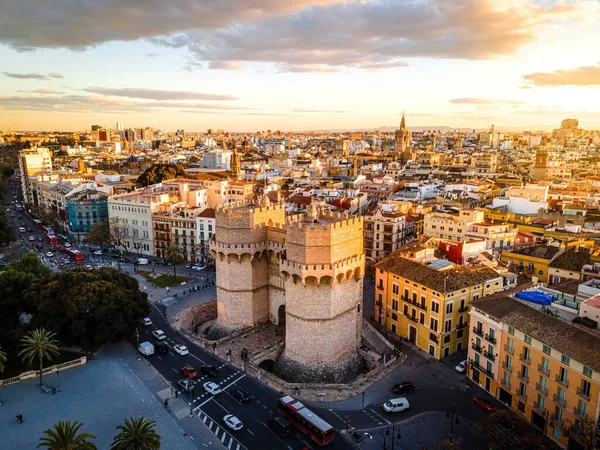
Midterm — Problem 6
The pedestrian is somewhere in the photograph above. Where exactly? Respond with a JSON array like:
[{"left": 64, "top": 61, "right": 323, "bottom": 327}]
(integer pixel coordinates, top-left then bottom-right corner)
[
  {"left": 175, "top": 391, "right": 179, "bottom": 399},
  {"left": 164, "top": 399, "right": 169, "bottom": 408},
  {"left": 166, "top": 287, "right": 170, "bottom": 293},
  {"left": 212, "top": 342, "right": 217, "bottom": 352},
  {"left": 16, "top": 413, "right": 23, "bottom": 424}
]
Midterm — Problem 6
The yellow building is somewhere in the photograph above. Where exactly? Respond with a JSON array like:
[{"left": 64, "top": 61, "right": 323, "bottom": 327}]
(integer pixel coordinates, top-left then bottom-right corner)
[
  {"left": 469, "top": 296, "right": 600, "bottom": 448},
  {"left": 375, "top": 255, "right": 502, "bottom": 359},
  {"left": 500, "top": 244, "right": 562, "bottom": 283}
]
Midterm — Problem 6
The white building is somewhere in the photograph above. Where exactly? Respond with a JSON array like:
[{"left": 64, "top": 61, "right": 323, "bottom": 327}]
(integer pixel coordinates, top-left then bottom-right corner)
[{"left": 201, "top": 150, "right": 232, "bottom": 170}]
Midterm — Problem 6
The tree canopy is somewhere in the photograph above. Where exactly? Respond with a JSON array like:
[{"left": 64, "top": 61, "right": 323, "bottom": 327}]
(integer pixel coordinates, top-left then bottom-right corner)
[
  {"left": 25, "top": 267, "right": 150, "bottom": 351},
  {"left": 137, "top": 163, "right": 187, "bottom": 187},
  {"left": 86, "top": 221, "right": 110, "bottom": 248}
]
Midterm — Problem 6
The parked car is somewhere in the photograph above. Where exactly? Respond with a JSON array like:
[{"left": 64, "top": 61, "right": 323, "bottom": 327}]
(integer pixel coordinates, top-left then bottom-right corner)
[
  {"left": 93, "top": 250, "right": 103, "bottom": 255},
  {"left": 473, "top": 396, "right": 496, "bottom": 413},
  {"left": 37, "top": 236, "right": 43, "bottom": 241},
  {"left": 178, "top": 379, "right": 193, "bottom": 392},
  {"left": 203, "top": 382, "right": 222, "bottom": 395},
  {"left": 232, "top": 388, "right": 251, "bottom": 403},
  {"left": 141, "top": 317, "right": 152, "bottom": 326},
  {"left": 137, "top": 258, "right": 148, "bottom": 265},
  {"left": 185, "top": 263, "right": 193, "bottom": 269},
  {"left": 64, "top": 242, "right": 71, "bottom": 248},
  {"left": 181, "top": 365, "right": 198, "bottom": 379},
  {"left": 19, "top": 227, "right": 25, "bottom": 233},
  {"left": 36, "top": 243, "right": 43, "bottom": 249},
  {"left": 28, "top": 235, "right": 35, "bottom": 241},
  {"left": 391, "top": 381, "right": 415, "bottom": 395},
  {"left": 223, "top": 415, "right": 243, "bottom": 431},
  {"left": 383, "top": 398, "right": 410, "bottom": 413},
  {"left": 455, "top": 360, "right": 467, "bottom": 373},
  {"left": 192, "top": 264, "right": 206, "bottom": 271},
  {"left": 46, "top": 252, "right": 54, "bottom": 257},
  {"left": 201, "top": 365, "right": 219, "bottom": 377},
  {"left": 173, "top": 344, "right": 189, "bottom": 356},
  {"left": 152, "top": 329, "right": 166, "bottom": 340}
]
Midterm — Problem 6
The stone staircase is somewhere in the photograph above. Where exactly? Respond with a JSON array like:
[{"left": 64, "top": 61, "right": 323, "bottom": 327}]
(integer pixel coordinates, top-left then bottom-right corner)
[{"left": 361, "top": 321, "right": 396, "bottom": 361}]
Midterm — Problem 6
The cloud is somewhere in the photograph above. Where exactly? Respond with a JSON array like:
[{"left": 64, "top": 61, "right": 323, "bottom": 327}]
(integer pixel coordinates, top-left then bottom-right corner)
[
  {"left": 18, "top": 88, "right": 64, "bottom": 94},
  {"left": 293, "top": 109, "right": 349, "bottom": 113},
  {"left": 449, "top": 97, "right": 522, "bottom": 105},
  {"left": 3, "top": 72, "right": 50, "bottom": 80},
  {"left": 173, "top": 0, "right": 597, "bottom": 72},
  {"left": 0, "top": 0, "right": 344, "bottom": 50},
  {"left": 145, "top": 52, "right": 159, "bottom": 58},
  {"left": 522, "top": 63, "right": 600, "bottom": 87},
  {"left": 82, "top": 86, "right": 238, "bottom": 101},
  {"left": 48, "top": 72, "right": 64, "bottom": 78}
]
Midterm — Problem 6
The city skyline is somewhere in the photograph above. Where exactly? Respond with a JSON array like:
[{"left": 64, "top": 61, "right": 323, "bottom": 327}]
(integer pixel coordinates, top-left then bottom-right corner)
[{"left": 2, "top": 0, "right": 600, "bottom": 131}]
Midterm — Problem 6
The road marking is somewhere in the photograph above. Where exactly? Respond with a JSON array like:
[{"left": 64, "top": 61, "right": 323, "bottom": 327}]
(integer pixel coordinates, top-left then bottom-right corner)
[
  {"left": 189, "top": 353, "right": 206, "bottom": 364},
  {"left": 212, "top": 399, "right": 230, "bottom": 413},
  {"left": 172, "top": 368, "right": 178, "bottom": 373},
  {"left": 221, "top": 433, "right": 227, "bottom": 443},
  {"left": 220, "top": 374, "right": 246, "bottom": 392},
  {"left": 247, "top": 429, "right": 254, "bottom": 436},
  {"left": 156, "top": 356, "right": 162, "bottom": 360},
  {"left": 369, "top": 408, "right": 392, "bottom": 425},
  {"left": 228, "top": 440, "right": 233, "bottom": 450}
]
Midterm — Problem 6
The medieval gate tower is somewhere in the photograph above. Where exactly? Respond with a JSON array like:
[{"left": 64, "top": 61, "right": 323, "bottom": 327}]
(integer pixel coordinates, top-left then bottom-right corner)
[{"left": 211, "top": 200, "right": 365, "bottom": 382}]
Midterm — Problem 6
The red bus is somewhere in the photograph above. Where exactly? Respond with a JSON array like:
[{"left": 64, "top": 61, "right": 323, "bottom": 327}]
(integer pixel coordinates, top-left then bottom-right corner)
[
  {"left": 47, "top": 234, "right": 58, "bottom": 245},
  {"left": 33, "top": 219, "right": 44, "bottom": 229},
  {"left": 277, "top": 396, "right": 335, "bottom": 446},
  {"left": 65, "top": 249, "right": 85, "bottom": 261}
]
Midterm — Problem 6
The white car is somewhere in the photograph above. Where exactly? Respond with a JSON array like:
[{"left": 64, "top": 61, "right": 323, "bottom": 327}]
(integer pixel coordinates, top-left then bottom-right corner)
[
  {"left": 203, "top": 382, "right": 222, "bottom": 395},
  {"left": 455, "top": 360, "right": 467, "bottom": 373},
  {"left": 152, "top": 329, "right": 166, "bottom": 340},
  {"left": 137, "top": 258, "right": 149, "bottom": 265},
  {"left": 173, "top": 345, "right": 189, "bottom": 356},
  {"left": 64, "top": 243, "right": 72, "bottom": 248},
  {"left": 19, "top": 227, "right": 26, "bottom": 233},
  {"left": 223, "top": 415, "right": 243, "bottom": 431},
  {"left": 46, "top": 252, "right": 54, "bottom": 257},
  {"left": 141, "top": 317, "right": 152, "bottom": 326},
  {"left": 192, "top": 265, "right": 206, "bottom": 271},
  {"left": 93, "top": 250, "right": 103, "bottom": 255},
  {"left": 28, "top": 236, "right": 35, "bottom": 241}
]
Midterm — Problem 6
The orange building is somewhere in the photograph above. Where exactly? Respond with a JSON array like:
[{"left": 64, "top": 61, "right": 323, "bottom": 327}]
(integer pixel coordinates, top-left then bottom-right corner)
[{"left": 469, "top": 296, "right": 600, "bottom": 448}]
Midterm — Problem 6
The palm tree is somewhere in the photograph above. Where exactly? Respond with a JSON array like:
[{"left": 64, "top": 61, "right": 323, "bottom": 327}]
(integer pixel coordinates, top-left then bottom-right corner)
[
  {"left": 19, "top": 328, "right": 60, "bottom": 386},
  {"left": 111, "top": 417, "right": 161, "bottom": 450},
  {"left": 164, "top": 243, "right": 185, "bottom": 282},
  {"left": 0, "top": 344, "right": 6, "bottom": 373},
  {"left": 37, "top": 420, "right": 97, "bottom": 450}
]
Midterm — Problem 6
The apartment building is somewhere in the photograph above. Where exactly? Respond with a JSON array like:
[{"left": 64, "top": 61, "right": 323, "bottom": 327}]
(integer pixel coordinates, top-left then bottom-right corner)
[
  {"left": 375, "top": 254, "right": 503, "bottom": 359},
  {"left": 18, "top": 148, "right": 53, "bottom": 204},
  {"left": 364, "top": 202, "right": 407, "bottom": 266},
  {"left": 500, "top": 245, "right": 563, "bottom": 283},
  {"left": 469, "top": 296, "right": 600, "bottom": 448},
  {"left": 423, "top": 208, "right": 485, "bottom": 242},
  {"left": 465, "top": 222, "right": 517, "bottom": 252}
]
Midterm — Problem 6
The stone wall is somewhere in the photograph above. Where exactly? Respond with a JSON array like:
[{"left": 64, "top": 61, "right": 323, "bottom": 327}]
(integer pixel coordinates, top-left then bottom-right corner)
[{"left": 178, "top": 299, "right": 217, "bottom": 334}]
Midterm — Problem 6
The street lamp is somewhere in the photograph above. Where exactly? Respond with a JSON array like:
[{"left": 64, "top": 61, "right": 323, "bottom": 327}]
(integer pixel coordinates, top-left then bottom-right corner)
[
  {"left": 386, "top": 424, "right": 401, "bottom": 450},
  {"left": 56, "top": 367, "right": 61, "bottom": 393},
  {"left": 189, "top": 386, "right": 194, "bottom": 417},
  {"left": 446, "top": 402, "right": 459, "bottom": 444}
]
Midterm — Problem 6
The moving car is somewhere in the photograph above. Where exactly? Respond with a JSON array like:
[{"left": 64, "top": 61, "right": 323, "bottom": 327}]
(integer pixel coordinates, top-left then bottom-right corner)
[
  {"left": 455, "top": 360, "right": 467, "bottom": 373},
  {"left": 192, "top": 264, "right": 206, "bottom": 271},
  {"left": 232, "top": 387, "right": 251, "bottom": 403},
  {"left": 137, "top": 258, "right": 148, "bottom": 265},
  {"left": 181, "top": 365, "right": 198, "bottom": 379},
  {"left": 391, "top": 381, "right": 415, "bottom": 395},
  {"left": 64, "top": 242, "right": 72, "bottom": 248},
  {"left": 178, "top": 379, "right": 193, "bottom": 392},
  {"left": 138, "top": 341, "right": 155, "bottom": 356},
  {"left": 383, "top": 397, "right": 410, "bottom": 413},
  {"left": 223, "top": 415, "right": 243, "bottom": 431},
  {"left": 27, "top": 227, "right": 32, "bottom": 232},
  {"left": 46, "top": 252, "right": 54, "bottom": 257},
  {"left": 173, "top": 344, "right": 189, "bottom": 356},
  {"left": 37, "top": 236, "right": 43, "bottom": 241},
  {"left": 141, "top": 317, "right": 152, "bottom": 326},
  {"left": 28, "top": 236, "right": 35, "bottom": 241},
  {"left": 19, "top": 227, "right": 25, "bottom": 233},
  {"left": 201, "top": 365, "right": 219, "bottom": 377},
  {"left": 152, "top": 329, "right": 166, "bottom": 340},
  {"left": 203, "top": 382, "right": 222, "bottom": 395},
  {"left": 36, "top": 243, "right": 43, "bottom": 249},
  {"left": 473, "top": 396, "right": 496, "bottom": 413},
  {"left": 93, "top": 250, "right": 103, "bottom": 255},
  {"left": 268, "top": 415, "right": 292, "bottom": 436},
  {"left": 156, "top": 341, "right": 169, "bottom": 354}
]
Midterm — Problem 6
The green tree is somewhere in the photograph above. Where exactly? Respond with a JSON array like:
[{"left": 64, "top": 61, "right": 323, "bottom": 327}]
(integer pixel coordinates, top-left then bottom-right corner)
[
  {"left": 164, "top": 243, "right": 185, "bottom": 282},
  {"left": 26, "top": 268, "right": 150, "bottom": 351},
  {"left": 137, "top": 164, "right": 187, "bottom": 187},
  {"left": 111, "top": 417, "right": 161, "bottom": 450},
  {"left": 86, "top": 221, "right": 110, "bottom": 249},
  {"left": 37, "top": 420, "right": 97, "bottom": 450},
  {"left": 19, "top": 328, "right": 60, "bottom": 386},
  {"left": 0, "top": 344, "right": 6, "bottom": 373},
  {"left": 0, "top": 207, "right": 12, "bottom": 245}
]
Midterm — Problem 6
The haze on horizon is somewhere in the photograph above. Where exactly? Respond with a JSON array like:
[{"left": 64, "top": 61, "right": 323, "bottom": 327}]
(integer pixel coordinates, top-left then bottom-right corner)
[{"left": 1, "top": 0, "right": 600, "bottom": 132}]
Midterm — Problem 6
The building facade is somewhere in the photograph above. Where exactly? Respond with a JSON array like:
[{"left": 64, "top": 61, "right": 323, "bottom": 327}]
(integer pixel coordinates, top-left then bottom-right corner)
[
  {"left": 364, "top": 202, "right": 407, "bottom": 266},
  {"left": 66, "top": 189, "right": 109, "bottom": 234},
  {"left": 423, "top": 208, "right": 485, "bottom": 242}
]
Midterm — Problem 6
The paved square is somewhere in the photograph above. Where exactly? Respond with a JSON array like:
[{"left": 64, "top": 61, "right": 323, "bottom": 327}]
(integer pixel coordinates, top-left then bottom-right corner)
[{"left": 0, "top": 345, "right": 197, "bottom": 450}]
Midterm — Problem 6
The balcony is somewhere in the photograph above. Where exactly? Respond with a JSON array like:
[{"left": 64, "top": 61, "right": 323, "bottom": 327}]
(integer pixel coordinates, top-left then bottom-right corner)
[
  {"left": 519, "top": 353, "right": 531, "bottom": 365},
  {"left": 518, "top": 373, "right": 529, "bottom": 384},
  {"left": 484, "top": 351, "right": 496, "bottom": 361},
  {"left": 573, "top": 407, "right": 587, "bottom": 419},
  {"left": 576, "top": 387, "right": 590, "bottom": 401},
  {"left": 404, "top": 312, "right": 419, "bottom": 323},
  {"left": 457, "top": 322, "right": 468, "bottom": 330},
  {"left": 550, "top": 414, "right": 563, "bottom": 428},
  {"left": 533, "top": 401, "right": 546, "bottom": 414},
  {"left": 471, "top": 360, "right": 494, "bottom": 379},
  {"left": 471, "top": 343, "right": 482, "bottom": 353},
  {"left": 430, "top": 333, "right": 439, "bottom": 344},
  {"left": 535, "top": 383, "right": 548, "bottom": 396},
  {"left": 501, "top": 379, "right": 511, "bottom": 390},
  {"left": 472, "top": 327, "right": 484, "bottom": 337},
  {"left": 504, "top": 345, "right": 514, "bottom": 355},
  {"left": 485, "top": 334, "right": 497, "bottom": 344},
  {"left": 502, "top": 362, "right": 512, "bottom": 373},
  {"left": 555, "top": 375, "right": 569, "bottom": 388},
  {"left": 553, "top": 394, "right": 566, "bottom": 408},
  {"left": 537, "top": 364, "right": 550, "bottom": 377},
  {"left": 458, "top": 306, "right": 469, "bottom": 313},
  {"left": 516, "top": 392, "right": 528, "bottom": 402},
  {"left": 405, "top": 297, "right": 427, "bottom": 311}
]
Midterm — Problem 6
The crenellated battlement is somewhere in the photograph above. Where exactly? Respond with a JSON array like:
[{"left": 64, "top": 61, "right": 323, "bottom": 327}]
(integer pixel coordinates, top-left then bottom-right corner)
[{"left": 215, "top": 201, "right": 286, "bottom": 219}]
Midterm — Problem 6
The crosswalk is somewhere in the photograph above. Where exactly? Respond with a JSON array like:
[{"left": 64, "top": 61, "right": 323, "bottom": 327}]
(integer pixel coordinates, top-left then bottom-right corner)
[{"left": 197, "top": 410, "right": 247, "bottom": 450}]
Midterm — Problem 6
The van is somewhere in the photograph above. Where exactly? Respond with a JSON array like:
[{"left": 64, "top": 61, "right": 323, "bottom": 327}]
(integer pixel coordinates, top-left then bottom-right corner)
[
  {"left": 268, "top": 415, "right": 292, "bottom": 437},
  {"left": 383, "top": 397, "right": 410, "bottom": 413},
  {"left": 139, "top": 341, "right": 155, "bottom": 356}
]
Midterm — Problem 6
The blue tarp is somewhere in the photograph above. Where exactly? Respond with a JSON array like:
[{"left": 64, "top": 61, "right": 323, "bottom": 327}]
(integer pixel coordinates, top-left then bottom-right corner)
[{"left": 515, "top": 291, "right": 553, "bottom": 306}]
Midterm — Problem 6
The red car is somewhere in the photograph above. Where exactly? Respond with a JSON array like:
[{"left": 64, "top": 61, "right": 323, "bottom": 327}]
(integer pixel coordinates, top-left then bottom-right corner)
[
  {"left": 473, "top": 396, "right": 496, "bottom": 413},
  {"left": 181, "top": 365, "right": 198, "bottom": 379}
]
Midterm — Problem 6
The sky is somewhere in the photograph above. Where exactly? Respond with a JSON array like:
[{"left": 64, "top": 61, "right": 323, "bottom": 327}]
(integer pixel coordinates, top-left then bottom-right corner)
[{"left": 1, "top": 0, "right": 600, "bottom": 132}]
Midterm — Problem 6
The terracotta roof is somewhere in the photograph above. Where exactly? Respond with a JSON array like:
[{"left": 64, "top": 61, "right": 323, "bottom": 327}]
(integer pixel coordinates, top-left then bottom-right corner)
[
  {"left": 509, "top": 245, "right": 561, "bottom": 261},
  {"left": 550, "top": 279, "right": 580, "bottom": 295},
  {"left": 472, "top": 296, "right": 600, "bottom": 372},
  {"left": 287, "top": 194, "right": 314, "bottom": 205},
  {"left": 549, "top": 246, "right": 590, "bottom": 272},
  {"left": 198, "top": 208, "right": 215, "bottom": 218},
  {"left": 376, "top": 255, "right": 501, "bottom": 293}
]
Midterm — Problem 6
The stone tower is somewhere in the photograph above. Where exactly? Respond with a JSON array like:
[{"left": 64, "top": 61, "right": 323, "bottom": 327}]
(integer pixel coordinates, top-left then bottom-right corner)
[
  {"left": 230, "top": 146, "right": 241, "bottom": 181},
  {"left": 277, "top": 205, "right": 364, "bottom": 382},
  {"left": 395, "top": 114, "right": 411, "bottom": 155},
  {"left": 534, "top": 147, "right": 548, "bottom": 168},
  {"left": 210, "top": 202, "right": 286, "bottom": 337}
]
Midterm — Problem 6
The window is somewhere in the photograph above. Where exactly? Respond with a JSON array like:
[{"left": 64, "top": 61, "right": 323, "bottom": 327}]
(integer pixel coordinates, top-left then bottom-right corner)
[
  {"left": 542, "top": 345, "right": 551, "bottom": 355},
  {"left": 524, "top": 335, "right": 532, "bottom": 345},
  {"left": 506, "top": 337, "right": 514, "bottom": 353},
  {"left": 430, "top": 318, "right": 438, "bottom": 332},
  {"left": 583, "top": 366, "right": 593, "bottom": 378},
  {"left": 392, "top": 299, "right": 399, "bottom": 311},
  {"left": 446, "top": 303, "right": 453, "bottom": 314},
  {"left": 487, "top": 361, "right": 493, "bottom": 374},
  {"left": 444, "top": 320, "right": 452, "bottom": 333},
  {"left": 561, "top": 355, "right": 570, "bottom": 366},
  {"left": 431, "top": 302, "right": 439, "bottom": 314},
  {"left": 444, "top": 335, "right": 450, "bottom": 343},
  {"left": 391, "top": 313, "right": 398, "bottom": 321},
  {"left": 558, "top": 367, "right": 568, "bottom": 384},
  {"left": 420, "top": 313, "right": 425, "bottom": 325},
  {"left": 580, "top": 379, "right": 591, "bottom": 398},
  {"left": 404, "top": 289, "right": 409, "bottom": 300},
  {"left": 392, "top": 284, "right": 399, "bottom": 295},
  {"left": 508, "top": 326, "right": 514, "bottom": 335},
  {"left": 403, "top": 304, "right": 408, "bottom": 315}
]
